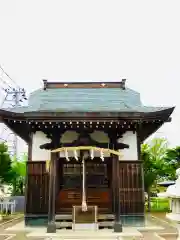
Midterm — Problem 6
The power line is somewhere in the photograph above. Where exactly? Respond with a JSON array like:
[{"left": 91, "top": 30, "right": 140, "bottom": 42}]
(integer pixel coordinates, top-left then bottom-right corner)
[
  {"left": 0, "top": 88, "right": 27, "bottom": 156},
  {"left": 0, "top": 65, "right": 19, "bottom": 89},
  {"left": 0, "top": 65, "right": 27, "bottom": 157}
]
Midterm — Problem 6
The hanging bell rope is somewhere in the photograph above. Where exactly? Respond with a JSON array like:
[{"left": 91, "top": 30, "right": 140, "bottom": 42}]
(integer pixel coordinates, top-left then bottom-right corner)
[{"left": 81, "top": 156, "right": 87, "bottom": 212}]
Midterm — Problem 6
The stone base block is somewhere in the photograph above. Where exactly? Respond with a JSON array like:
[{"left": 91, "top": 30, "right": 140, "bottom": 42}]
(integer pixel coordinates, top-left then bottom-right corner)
[
  {"left": 114, "top": 222, "right": 123, "bottom": 232},
  {"left": 47, "top": 222, "right": 56, "bottom": 233}
]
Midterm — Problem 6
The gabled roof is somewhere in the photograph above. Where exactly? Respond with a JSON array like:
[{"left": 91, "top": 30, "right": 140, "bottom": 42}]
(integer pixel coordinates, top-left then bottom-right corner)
[
  {"left": 0, "top": 80, "right": 175, "bottom": 143},
  {"left": 0, "top": 80, "right": 175, "bottom": 114}
]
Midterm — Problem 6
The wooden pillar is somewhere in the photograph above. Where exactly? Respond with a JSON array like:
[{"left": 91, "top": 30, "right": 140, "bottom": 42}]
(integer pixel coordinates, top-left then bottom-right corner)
[
  {"left": 137, "top": 122, "right": 145, "bottom": 215},
  {"left": 136, "top": 123, "right": 141, "bottom": 161},
  {"left": 28, "top": 133, "right": 32, "bottom": 161},
  {"left": 109, "top": 130, "right": 122, "bottom": 233},
  {"left": 25, "top": 133, "right": 32, "bottom": 224},
  {"left": 47, "top": 152, "right": 57, "bottom": 233},
  {"left": 113, "top": 155, "right": 122, "bottom": 232},
  {"left": 112, "top": 154, "right": 115, "bottom": 213}
]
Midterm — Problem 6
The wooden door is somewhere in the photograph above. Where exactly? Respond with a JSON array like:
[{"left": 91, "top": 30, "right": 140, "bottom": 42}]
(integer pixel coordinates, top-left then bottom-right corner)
[
  {"left": 56, "top": 158, "right": 112, "bottom": 213},
  {"left": 86, "top": 161, "right": 112, "bottom": 211}
]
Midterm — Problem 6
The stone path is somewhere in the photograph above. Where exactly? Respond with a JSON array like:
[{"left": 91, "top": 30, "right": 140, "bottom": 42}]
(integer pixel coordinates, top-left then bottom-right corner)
[
  {"left": 0, "top": 217, "right": 44, "bottom": 240},
  {"left": 0, "top": 213, "right": 178, "bottom": 240},
  {"left": 138, "top": 213, "right": 178, "bottom": 240}
]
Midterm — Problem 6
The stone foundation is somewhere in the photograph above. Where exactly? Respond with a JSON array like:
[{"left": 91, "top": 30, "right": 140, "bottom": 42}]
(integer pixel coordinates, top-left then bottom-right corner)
[{"left": 24, "top": 215, "right": 48, "bottom": 226}]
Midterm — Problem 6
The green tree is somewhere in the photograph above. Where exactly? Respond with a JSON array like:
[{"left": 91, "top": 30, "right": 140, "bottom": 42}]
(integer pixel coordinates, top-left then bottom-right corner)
[
  {"left": 11, "top": 154, "right": 27, "bottom": 196},
  {"left": 164, "top": 146, "right": 180, "bottom": 180},
  {"left": 141, "top": 138, "right": 169, "bottom": 212},
  {"left": 0, "top": 142, "right": 14, "bottom": 185}
]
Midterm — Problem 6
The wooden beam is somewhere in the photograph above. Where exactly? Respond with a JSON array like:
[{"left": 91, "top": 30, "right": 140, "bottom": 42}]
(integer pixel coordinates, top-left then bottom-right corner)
[
  {"left": 140, "top": 122, "right": 163, "bottom": 142},
  {"left": 3, "top": 119, "right": 30, "bottom": 143}
]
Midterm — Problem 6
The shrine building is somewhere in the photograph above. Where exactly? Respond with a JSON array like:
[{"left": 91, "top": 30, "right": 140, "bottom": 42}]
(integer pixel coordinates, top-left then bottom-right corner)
[{"left": 0, "top": 79, "right": 174, "bottom": 233}]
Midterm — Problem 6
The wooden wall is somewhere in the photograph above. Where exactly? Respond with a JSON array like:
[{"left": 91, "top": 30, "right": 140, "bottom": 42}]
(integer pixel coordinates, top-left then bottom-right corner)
[
  {"left": 119, "top": 161, "right": 144, "bottom": 216},
  {"left": 25, "top": 160, "right": 144, "bottom": 217},
  {"left": 25, "top": 161, "right": 49, "bottom": 215}
]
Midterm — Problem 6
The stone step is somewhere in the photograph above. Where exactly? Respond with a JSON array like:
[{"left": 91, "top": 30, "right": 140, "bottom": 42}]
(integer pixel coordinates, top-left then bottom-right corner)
[
  {"left": 56, "top": 221, "right": 72, "bottom": 228},
  {"left": 55, "top": 214, "right": 114, "bottom": 229},
  {"left": 27, "top": 228, "right": 143, "bottom": 239},
  {"left": 55, "top": 214, "right": 114, "bottom": 221},
  {"left": 56, "top": 221, "right": 114, "bottom": 229},
  {"left": 55, "top": 214, "right": 72, "bottom": 221}
]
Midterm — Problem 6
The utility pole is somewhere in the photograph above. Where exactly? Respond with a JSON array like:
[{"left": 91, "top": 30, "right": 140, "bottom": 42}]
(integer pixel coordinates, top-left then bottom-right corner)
[
  {"left": 2, "top": 88, "right": 27, "bottom": 156},
  {"left": 0, "top": 65, "right": 27, "bottom": 157}
]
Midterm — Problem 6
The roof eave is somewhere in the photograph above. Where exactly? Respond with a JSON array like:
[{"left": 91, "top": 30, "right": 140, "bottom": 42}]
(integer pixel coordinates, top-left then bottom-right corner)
[{"left": 0, "top": 106, "right": 175, "bottom": 122}]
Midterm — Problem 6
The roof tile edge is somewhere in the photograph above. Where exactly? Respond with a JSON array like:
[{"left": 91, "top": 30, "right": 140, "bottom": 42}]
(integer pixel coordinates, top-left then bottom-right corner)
[{"left": 42, "top": 79, "right": 126, "bottom": 90}]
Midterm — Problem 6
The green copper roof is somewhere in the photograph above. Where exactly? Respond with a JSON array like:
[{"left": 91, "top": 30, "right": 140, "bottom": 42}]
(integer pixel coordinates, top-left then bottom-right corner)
[
  {"left": 28, "top": 88, "right": 142, "bottom": 112},
  {"left": 1, "top": 87, "right": 174, "bottom": 113}
]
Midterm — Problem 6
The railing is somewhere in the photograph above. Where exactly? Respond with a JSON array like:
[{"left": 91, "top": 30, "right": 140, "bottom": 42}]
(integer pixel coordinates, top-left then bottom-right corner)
[{"left": 0, "top": 200, "right": 16, "bottom": 214}]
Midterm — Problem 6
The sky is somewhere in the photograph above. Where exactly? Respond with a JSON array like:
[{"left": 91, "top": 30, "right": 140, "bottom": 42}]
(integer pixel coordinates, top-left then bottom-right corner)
[{"left": 0, "top": 0, "right": 180, "bottom": 154}]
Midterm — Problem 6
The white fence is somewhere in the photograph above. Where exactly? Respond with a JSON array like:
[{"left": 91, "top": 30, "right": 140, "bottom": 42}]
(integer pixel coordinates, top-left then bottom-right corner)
[{"left": 0, "top": 200, "right": 16, "bottom": 214}]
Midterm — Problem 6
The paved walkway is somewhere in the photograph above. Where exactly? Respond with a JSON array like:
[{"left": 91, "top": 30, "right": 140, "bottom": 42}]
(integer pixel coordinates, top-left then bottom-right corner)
[
  {"left": 138, "top": 213, "right": 178, "bottom": 240},
  {"left": 0, "top": 213, "right": 178, "bottom": 240},
  {"left": 0, "top": 217, "right": 43, "bottom": 240}
]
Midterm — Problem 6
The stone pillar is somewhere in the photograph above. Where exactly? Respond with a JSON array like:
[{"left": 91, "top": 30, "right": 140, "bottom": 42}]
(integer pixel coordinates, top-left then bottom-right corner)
[
  {"left": 113, "top": 155, "right": 122, "bottom": 232},
  {"left": 47, "top": 152, "right": 57, "bottom": 233}
]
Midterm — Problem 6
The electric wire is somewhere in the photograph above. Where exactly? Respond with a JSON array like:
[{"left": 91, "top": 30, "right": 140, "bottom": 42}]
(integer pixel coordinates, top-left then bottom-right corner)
[
  {"left": 0, "top": 65, "right": 19, "bottom": 89},
  {"left": 0, "top": 64, "right": 27, "bottom": 156}
]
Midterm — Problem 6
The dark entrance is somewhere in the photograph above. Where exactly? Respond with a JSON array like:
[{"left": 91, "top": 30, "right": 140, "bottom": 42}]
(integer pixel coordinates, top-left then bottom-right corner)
[{"left": 56, "top": 157, "right": 112, "bottom": 213}]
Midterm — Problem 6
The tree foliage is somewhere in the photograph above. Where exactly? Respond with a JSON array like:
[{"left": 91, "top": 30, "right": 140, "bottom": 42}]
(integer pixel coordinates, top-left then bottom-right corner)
[
  {"left": 0, "top": 142, "right": 27, "bottom": 196},
  {"left": 164, "top": 146, "right": 180, "bottom": 180},
  {"left": 11, "top": 154, "right": 27, "bottom": 196},
  {"left": 142, "top": 138, "right": 169, "bottom": 190},
  {"left": 141, "top": 138, "right": 170, "bottom": 211},
  {"left": 0, "top": 142, "right": 14, "bottom": 185}
]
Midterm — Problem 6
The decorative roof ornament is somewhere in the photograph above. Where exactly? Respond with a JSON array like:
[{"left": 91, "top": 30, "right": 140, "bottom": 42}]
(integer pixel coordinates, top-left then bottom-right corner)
[
  {"left": 121, "top": 79, "right": 126, "bottom": 90},
  {"left": 43, "top": 79, "right": 48, "bottom": 90}
]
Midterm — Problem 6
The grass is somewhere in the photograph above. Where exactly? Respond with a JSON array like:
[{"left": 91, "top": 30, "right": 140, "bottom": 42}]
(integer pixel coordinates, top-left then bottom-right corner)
[
  {"left": 145, "top": 197, "right": 170, "bottom": 212},
  {"left": 0, "top": 212, "right": 24, "bottom": 222}
]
